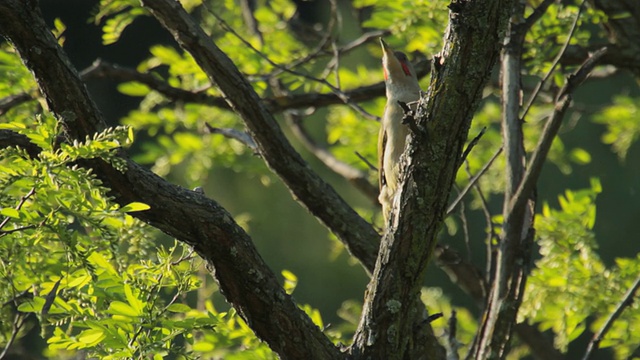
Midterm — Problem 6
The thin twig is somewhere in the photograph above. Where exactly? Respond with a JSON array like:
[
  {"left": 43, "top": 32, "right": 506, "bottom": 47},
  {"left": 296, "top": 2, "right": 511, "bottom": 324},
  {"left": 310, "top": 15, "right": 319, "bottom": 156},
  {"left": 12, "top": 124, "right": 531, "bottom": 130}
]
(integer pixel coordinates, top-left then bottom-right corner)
[
  {"left": 170, "top": 247, "right": 196, "bottom": 266},
  {"left": 509, "top": 47, "right": 608, "bottom": 214},
  {"left": 262, "top": 0, "right": 338, "bottom": 79},
  {"left": 0, "top": 290, "right": 31, "bottom": 308},
  {"left": 523, "top": 0, "right": 556, "bottom": 30},
  {"left": 285, "top": 111, "right": 378, "bottom": 202},
  {"left": 459, "top": 126, "right": 487, "bottom": 168},
  {"left": 457, "top": 192, "right": 472, "bottom": 263},
  {"left": 474, "top": 183, "right": 495, "bottom": 283},
  {"left": 447, "top": 310, "right": 460, "bottom": 360},
  {"left": 262, "top": 29, "right": 389, "bottom": 81},
  {"left": 446, "top": 146, "right": 503, "bottom": 215},
  {"left": 204, "top": 123, "right": 258, "bottom": 153},
  {"left": 331, "top": 42, "right": 341, "bottom": 90},
  {"left": 521, "top": 0, "right": 588, "bottom": 121},
  {"left": 324, "top": 30, "right": 391, "bottom": 71},
  {"left": 0, "top": 225, "right": 36, "bottom": 237},
  {"left": 204, "top": 3, "right": 379, "bottom": 121},
  {"left": 582, "top": 273, "right": 640, "bottom": 360},
  {"left": 355, "top": 151, "right": 378, "bottom": 172},
  {"left": 0, "top": 312, "right": 27, "bottom": 359},
  {"left": 0, "top": 187, "right": 36, "bottom": 232}
]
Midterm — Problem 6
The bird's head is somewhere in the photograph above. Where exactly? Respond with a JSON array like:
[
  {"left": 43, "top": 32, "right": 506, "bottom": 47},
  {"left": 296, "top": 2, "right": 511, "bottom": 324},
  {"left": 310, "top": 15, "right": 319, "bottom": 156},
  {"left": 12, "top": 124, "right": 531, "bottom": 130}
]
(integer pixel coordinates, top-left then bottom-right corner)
[{"left": 380, "top": 38, "right": 420, "bottom": 100}]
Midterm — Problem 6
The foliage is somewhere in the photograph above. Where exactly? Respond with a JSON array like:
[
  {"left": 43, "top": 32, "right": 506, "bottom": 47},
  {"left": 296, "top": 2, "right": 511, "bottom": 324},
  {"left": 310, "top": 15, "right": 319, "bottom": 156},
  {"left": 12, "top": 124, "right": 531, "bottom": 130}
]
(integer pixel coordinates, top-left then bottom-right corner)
[
  {"left": 520, "top": 179, "right": 640, "bottom": 358},
  {"left": 594, "top": 95, "right": 640, "bottom": 160},
  {"left": 0, "top": 114, "right": 275, "bottom": 358},
  {"left": 0, "top": 0, "right": 639, "bottom": 359}
]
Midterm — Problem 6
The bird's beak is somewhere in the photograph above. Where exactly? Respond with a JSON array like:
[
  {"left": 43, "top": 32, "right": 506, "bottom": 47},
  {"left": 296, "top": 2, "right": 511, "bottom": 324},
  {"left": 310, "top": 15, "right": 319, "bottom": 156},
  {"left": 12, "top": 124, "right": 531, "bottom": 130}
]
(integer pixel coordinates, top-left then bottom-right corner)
[
  {"left": 380, "top": 38, "right": 409, "bottom": 81},
  {"left": 380, "top": 38, "right": 391, "bottom": 55}
]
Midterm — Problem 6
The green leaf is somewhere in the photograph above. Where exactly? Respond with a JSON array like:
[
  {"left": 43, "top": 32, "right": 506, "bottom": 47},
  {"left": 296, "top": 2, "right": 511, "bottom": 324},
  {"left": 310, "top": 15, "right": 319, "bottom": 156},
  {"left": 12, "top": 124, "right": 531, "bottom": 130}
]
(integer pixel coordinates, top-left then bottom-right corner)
[
  {"left": 0, "top": 122, "right": 26, "bottom": 130},
  {"left": 117, "top": 82, "right": 150, "bottom": 96},
  {"left": 17, "top": 297, "right": 45, "bottom": 313},
  {"left": 0, "top": 208, "right": 19, "bottom": 218},
  {"left": 127, "top": 126, "right": 135, "bottom": 143},
  {"left": 123, "top": 283, "right": 144, "bottom": 315},
  {"left": 108, "top": 301, "right": 141, "bottom": 317},
  {"left": 77, "top": 328, "right": 106, "bottom": 347},
  {"left": 570, "top": 148, "right": 591, "bottom": 165},
  {"left": 67, "top": 274, "right": 91, "bottom": 288},
  {"left": 101, "top": 8, "right": 147, "bottom": 45},
  {"left": 167, "top": 303, "right": 192, "bottom": 313},
  {"left": 192, "top": 341, "right": 214, "bottom": 352},
  {"left": 87, "top": 252, "right": 119, "bottom": 276},
  {"left": 120, "top": 202, "right": 150, "bottom": 212},
  {"left": 282, "top": 269, "right": 297, "bottom": 295}
]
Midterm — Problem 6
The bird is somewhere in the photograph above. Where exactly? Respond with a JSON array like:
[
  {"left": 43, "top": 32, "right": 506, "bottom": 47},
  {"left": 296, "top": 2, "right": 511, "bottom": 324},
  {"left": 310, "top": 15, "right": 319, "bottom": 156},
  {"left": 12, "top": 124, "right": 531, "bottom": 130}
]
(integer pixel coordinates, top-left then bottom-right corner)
[{"left": 378, "top": 39, "right": 421, "bottom": 224}]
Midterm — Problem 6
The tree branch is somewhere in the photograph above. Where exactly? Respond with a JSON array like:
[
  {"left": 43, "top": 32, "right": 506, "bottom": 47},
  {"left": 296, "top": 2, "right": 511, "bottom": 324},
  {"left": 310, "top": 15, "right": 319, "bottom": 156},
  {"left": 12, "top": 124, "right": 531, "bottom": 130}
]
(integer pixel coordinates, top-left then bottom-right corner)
[
  {"left": 80, "top": 59, "right": 224, "bottom": 107},
  {"left": 582, "top": 273, "right": 640, "bottom": 360},
  {"left": 472, "top": 1, "right": 533, "bottom": 357},
  {"left": 446, "top": 145, "right": 502, "bottom": 216},
  {"left": 509, "top": 47, "right": 608, "bottom": 215},
  {"left": 138, "top": 0, "right": 382, "bottom": 278},
  {"left": 285, "top": 111, "right": 379, "bottom": 203},
  {"left": 0, "top": 93, "right": 32, "bottom": 116},
  {"left": 587, "top": 0, "right": 640, "bottom": 77},
  {"left": 521, "top": 0, "right": 587, "bottom": 121},
  {"left": 270, "top": 79, "right": 379, "bottom": 203},
  {"left": 0, "top": 1, "right": 343, "bottom": 358},
  {"left": 1, "top": 57, "right": 432, "bottom": 117},
  {"left": 349, "top": 0, "right": 514, "bottom": 358}
]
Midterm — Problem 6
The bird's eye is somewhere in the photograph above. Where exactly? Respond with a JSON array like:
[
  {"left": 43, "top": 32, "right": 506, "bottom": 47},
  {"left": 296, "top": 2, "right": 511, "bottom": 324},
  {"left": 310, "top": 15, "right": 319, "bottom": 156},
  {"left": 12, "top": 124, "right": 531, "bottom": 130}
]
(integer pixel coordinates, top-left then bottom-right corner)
[{"left": 395, "top": 52, "right": 407, "bottom": 61}]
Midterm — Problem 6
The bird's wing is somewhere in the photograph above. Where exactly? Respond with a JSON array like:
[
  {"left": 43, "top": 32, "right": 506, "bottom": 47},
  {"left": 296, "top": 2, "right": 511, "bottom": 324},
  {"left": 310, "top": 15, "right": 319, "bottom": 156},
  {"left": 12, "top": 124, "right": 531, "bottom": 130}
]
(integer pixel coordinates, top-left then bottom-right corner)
[{"left": 378, "top": 113, "right": 387, "bottom": 190}]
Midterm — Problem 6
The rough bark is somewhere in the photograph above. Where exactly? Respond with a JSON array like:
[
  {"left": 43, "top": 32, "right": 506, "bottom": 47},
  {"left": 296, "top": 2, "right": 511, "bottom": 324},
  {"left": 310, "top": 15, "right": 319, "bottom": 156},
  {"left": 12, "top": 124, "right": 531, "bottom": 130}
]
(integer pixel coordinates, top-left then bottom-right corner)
[
  {"left": 349, "top": 1, "right": 514, "bottom": 358},
  {"left": 0, "top": 1, "right": 342, "bottom": 359},
  {"left": 138, "top": 0, "right": 381, "bottom": 275},
  {"left": 470, "top": 3, "right": 533, "bottom": 358}
]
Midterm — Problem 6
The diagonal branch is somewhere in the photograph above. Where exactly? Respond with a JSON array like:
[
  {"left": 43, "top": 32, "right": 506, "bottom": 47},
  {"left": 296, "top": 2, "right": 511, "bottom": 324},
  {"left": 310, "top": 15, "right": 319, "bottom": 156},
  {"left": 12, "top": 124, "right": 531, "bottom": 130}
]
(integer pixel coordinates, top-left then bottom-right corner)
[
  {"left": 582, "top": 273, "right": 640, "bottom": 360},
  {"left": 508, "top": 47, "right": 608, "bottom": 215},
  {"left": 520, "top": 0, "right": 587, "bottom": 121},
  {"left": 285, "top": 111, "right": 379, "bottom": 203},
  {"left": 270, "top": 79, "right": 379, "bottom": 203},
  {"left": 447, "top": 145, "right": 502, "bottom": 216},
  {"left": 0, "top": 1, "right": 343, "bottom": 358},
  {"left": 138, "top": 0, "right": 381, "bottom": 276}
]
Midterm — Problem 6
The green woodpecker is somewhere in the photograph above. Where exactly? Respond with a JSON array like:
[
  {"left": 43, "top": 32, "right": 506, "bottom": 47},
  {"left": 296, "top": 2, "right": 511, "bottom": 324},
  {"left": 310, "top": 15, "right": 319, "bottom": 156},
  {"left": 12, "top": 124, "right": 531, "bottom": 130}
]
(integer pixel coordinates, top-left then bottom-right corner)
[{"left": 378, "top": 39, "right": 421, "bottom": 223}]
